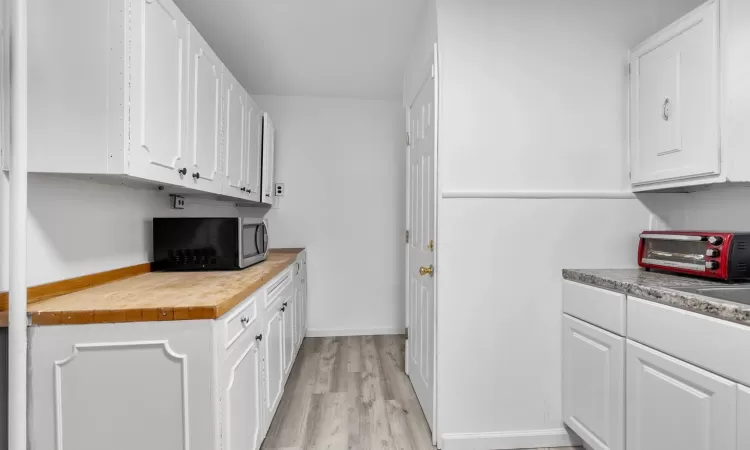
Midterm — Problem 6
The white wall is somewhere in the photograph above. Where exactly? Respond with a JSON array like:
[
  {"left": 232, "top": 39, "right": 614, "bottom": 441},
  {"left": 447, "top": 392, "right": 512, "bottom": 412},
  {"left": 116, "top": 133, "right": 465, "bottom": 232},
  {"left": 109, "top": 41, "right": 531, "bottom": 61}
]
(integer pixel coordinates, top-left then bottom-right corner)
[
  {"left": 404, "top": 0, "right": 437, "bottom": 108},
  {"left": 256, "top": 95, "right": 406, "bottom": 336},
  {"left": 433, "top": 0, "right": 703, "bottom": 446},
  {"left": 0, "top": 174, "right": 256, "bottom": 290}
]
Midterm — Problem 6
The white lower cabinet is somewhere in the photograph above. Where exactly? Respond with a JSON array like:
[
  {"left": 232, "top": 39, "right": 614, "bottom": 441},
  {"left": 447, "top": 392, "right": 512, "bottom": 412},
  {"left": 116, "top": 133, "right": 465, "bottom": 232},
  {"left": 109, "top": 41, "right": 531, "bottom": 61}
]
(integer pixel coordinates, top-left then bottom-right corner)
[
  {"left": 562, "top": 314, "right": 624, "bottom": 450},
  {"left": 220, "top": 326, "right": 263, "bottom": 450},
  {"left": 626, "top": 340, "right": 737, "bottom": 450},
  {"left": 28, "top": 256, "right": 308, "bottom": 450},
  {"left": 563, "top": 280, "right": 746, "bottom": 450},
  {"left": 262, "top": 304, "right": 285, "bottom": 435},
  {"left": 739, "top": 385, "right": 750, "bottom": 449}
]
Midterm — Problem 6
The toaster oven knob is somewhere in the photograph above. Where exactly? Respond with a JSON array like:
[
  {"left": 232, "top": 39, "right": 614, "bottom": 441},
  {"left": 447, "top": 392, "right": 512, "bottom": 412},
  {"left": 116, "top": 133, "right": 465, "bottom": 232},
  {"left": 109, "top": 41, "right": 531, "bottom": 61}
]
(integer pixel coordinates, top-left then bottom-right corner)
[
  {"left": 708, "top": 236, "right": 724, "bottom": 245},
  {"left": 706, "top": 248, "right": 720, "bottom": 257},
  {"left": 706, "top": 260, "right": 720, "bottom": 270}
]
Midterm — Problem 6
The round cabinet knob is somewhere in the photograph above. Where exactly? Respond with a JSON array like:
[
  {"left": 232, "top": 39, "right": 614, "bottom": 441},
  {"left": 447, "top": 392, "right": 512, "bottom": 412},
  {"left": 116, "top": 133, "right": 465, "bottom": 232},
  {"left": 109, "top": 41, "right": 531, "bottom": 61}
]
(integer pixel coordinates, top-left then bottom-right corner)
[
  {"left": 255, "top": 334, "right": 263, "bottom": 341},
  {"left": 706, "top": 248, "right": 721, "bottom": 257},
  {"left": 265, "top": 193, "right": 271, "bottom": 197},
  {"left": 178, "top": 168, "right": 187, "bottom": 176},
  {"left": 708, "top": 236, "right": 724, "bottom": 245},
  {"left": 192, "top": 172, "right": 200, "bottom": 179},
  {"left": 706, "top": 260, "right": 720, "bottom": 270},
  {"left": 240, "top": 316, "right": 249, "bottom": 325},
  {"left": 241, "top": 187, "right": 246, "bottom": 192},
  {"left": 281, "top": 306, "right": 286, "bottom": 312},
  {"left": 283, "top": 301, "right": 288, "bottom": 307}
]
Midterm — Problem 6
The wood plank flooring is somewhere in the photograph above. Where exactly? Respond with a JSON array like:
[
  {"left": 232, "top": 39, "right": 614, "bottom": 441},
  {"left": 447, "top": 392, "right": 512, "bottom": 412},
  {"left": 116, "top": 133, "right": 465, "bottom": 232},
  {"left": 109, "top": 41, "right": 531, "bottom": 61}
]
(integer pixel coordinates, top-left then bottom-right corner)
[{"left": 261, "top": 335, "right": 582, "bottom": 450}]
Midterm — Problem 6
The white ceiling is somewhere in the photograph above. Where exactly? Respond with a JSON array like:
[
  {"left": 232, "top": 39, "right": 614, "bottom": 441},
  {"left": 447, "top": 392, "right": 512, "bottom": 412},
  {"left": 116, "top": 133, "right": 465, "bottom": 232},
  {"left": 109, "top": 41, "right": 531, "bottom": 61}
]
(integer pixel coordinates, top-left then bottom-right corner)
[{"left": 174, "top": 0, "right": 427, "bottom": 100}]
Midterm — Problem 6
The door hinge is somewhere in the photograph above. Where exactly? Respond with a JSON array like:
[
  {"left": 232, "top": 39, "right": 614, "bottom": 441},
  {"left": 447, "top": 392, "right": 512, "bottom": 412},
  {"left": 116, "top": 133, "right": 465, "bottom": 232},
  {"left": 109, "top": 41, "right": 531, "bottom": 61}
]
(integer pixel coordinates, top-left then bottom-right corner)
[
  {"left": 628, "top": 63, "right": 632, "bottom": 76},
  {"left": 405, "top": 327, "right": 409, "bottom": 340},
  {"left": 405, "top": 230, "right": 410, "bottom": 244},
  {"left": 406, "top": 132, "right": 411, "bottom": 146}
]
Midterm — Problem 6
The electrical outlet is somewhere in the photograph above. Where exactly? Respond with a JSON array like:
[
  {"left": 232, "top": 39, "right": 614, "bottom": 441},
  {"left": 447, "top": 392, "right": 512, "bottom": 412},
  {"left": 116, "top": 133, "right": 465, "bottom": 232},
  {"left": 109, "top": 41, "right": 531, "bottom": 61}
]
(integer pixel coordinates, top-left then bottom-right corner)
[
  {"left": 170, "top": 195, "right": 186, "bottom": 210},
  {"left": 274, "top": 183, "right": 285, "bottom": 196}
]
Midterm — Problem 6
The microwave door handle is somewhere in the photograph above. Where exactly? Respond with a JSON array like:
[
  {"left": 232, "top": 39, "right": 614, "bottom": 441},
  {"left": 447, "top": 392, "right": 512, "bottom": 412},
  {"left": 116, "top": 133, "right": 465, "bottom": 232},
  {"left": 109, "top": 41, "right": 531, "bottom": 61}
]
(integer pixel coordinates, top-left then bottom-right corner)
[
  {"left": 263, "top": 224, "right": 269, "bottom": 254},
  {"left": 254, "top": 225, "right": 263, "bottom": 256}
]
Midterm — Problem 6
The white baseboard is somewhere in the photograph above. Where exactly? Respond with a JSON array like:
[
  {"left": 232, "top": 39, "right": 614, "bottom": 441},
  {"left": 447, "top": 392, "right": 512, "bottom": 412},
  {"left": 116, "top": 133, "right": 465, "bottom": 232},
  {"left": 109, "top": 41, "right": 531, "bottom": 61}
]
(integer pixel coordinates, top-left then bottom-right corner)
[
  {"left": 441, "top": 428, "right": 582, "bottom": 450},
  {"left": 305, "top": 327, "right": 405, "bottom": 338}
]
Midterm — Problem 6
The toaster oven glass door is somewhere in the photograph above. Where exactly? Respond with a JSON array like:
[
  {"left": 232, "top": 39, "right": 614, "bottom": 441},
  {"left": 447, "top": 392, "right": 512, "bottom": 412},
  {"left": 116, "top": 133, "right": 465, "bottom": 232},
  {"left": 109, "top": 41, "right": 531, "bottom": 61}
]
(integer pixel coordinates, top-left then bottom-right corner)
[{"left": 642, "top": 238, "right": 706, "bottom": 270}]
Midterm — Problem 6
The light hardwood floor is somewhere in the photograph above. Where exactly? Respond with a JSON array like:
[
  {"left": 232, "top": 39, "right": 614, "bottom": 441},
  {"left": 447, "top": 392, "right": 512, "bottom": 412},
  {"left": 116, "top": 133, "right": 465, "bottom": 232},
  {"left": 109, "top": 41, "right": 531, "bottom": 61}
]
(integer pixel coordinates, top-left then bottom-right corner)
[{"left": 260, "top": 335, "right": 582, "bottom": 450}]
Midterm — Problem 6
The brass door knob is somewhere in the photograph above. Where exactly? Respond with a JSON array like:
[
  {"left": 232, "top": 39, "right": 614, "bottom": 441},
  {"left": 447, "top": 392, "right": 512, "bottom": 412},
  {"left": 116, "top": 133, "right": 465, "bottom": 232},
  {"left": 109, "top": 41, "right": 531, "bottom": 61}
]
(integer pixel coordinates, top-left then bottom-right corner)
[{"left": 419, "top": 265, "right": 434, "bottom": 276}]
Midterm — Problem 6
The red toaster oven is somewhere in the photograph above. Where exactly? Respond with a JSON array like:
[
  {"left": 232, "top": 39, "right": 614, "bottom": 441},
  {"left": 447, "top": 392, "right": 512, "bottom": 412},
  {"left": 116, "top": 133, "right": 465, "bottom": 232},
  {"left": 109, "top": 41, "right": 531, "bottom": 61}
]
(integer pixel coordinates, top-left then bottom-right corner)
[{"left": 638, "top": 231, "right": 750, "bottom": 280}]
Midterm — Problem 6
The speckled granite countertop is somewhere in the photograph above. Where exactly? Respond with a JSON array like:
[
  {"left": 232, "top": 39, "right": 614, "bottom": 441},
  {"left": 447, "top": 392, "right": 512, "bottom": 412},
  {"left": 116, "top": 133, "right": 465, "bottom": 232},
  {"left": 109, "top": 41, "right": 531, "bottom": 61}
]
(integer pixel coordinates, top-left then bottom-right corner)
[{"left": 563, "top": 269, "right": 750, "bottom": 326}]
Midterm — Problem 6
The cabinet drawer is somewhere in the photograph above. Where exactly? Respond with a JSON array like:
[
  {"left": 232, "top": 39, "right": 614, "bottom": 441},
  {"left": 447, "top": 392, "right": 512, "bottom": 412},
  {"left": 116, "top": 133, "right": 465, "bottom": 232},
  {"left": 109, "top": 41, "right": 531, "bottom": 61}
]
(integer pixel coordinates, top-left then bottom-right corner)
[
  {"left": 628, "top": 296, "right": 750, "bottom": 385},
  {"left": 220, "top": 293, "right": 259, "bottom": 351},
  {"left": 563, "top": 280, "right": 626, "bottom": 335},
  {"left": 265, "top": 268, "right": 292, "bottom": 308}
]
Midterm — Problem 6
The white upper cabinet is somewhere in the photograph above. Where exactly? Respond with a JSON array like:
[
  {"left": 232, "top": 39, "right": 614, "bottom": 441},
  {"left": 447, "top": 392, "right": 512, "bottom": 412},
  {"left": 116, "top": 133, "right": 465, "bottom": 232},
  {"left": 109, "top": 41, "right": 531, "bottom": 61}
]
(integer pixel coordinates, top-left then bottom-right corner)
[
  {"left": 186, "top": 24, "right": 223, "bottom": 194},
  {"left": 222, "top": 68, "right": 249, "bottom": 199},
  {"left": 261, "top": 113, "right": 276, "bottom": 204},
  {"left": 128, "top": 0, "right": 192, "bottom": 186},
  {"left": 0, "top": 0, "right": 8, "bottom": 171},
  {"left": 630, "top": 0, "right": 750, "bottom": 191},
  {"left": 245, "top": 97, "right": 264, "bottom": 203},
  {"left": 24, "top": 0, "right": 276, "bottom": 202}
]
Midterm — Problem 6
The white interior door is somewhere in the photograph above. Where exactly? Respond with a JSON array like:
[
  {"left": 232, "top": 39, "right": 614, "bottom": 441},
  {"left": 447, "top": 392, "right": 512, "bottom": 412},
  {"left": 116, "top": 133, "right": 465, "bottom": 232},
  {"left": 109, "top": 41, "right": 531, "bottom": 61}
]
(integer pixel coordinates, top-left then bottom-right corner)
[{"left": 406, "top": 51, "right": 437, "bottom": 439}]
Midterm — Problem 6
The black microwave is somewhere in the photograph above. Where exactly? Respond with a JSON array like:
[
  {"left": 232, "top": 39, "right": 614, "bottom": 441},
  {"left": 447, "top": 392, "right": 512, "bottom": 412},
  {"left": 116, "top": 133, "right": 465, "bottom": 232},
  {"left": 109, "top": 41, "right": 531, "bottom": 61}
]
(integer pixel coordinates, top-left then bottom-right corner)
[{"left": 153, "top": 218, "right": 268, "bottom": 271}]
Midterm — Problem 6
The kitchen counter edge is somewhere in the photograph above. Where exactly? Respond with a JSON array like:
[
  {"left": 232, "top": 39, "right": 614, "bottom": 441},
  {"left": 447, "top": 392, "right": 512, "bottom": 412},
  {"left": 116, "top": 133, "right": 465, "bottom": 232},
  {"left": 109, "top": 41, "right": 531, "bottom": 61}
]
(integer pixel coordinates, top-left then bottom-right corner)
[
  {"left": 0, "top": 248, "right": 306, "bottom": 327},
  {"left": 563, "top": 268, "right": 750, "bottom": 326}
]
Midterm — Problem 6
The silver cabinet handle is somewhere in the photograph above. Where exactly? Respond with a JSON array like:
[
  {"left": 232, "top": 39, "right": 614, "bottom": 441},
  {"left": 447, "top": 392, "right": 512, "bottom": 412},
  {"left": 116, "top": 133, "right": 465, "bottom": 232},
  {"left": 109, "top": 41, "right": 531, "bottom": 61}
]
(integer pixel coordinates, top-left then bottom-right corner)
[{"left": 663, "top": 98, "right": 670, "bottom": 121}]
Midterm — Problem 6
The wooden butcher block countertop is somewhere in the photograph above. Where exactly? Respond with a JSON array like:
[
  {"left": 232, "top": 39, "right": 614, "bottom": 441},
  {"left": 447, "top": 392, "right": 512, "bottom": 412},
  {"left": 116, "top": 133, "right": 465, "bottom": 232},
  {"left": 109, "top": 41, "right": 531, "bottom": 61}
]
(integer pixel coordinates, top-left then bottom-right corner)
[{"left": 26, "top": 249, "right": 304, "bottom": 326}]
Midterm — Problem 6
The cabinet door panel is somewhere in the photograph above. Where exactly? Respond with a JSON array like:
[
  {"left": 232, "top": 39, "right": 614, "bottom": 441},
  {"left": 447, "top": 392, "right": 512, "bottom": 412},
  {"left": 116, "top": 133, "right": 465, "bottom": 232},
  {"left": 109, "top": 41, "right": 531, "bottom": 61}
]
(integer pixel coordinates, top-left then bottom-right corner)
[
  {"left": 187, "top": 25, "right": 222, "bottom": 192},
  {"left": 222, "top": 331, "right": 263, "bottom": 450},
  {"left": 130, "top": 0, "right": 189, "bottom": 184},
  {"left": 626, "top": 340, "right": 736, "bottom": 450},
  {"left": 261, "top": 114, "right": 275, "bottom": 204},
  {"left": 282, "top": 293, "right": 294, "bottom": 377},
  {"left": 631, "top": 2, "right": 719, "bottom": 185},
  {"left": 739, "top": 385, "right": 750, "bottom": 450},
  {"left": 223, "top": 69, "right": 247, "bottom": 197},
  {"left": 263, "top": 308, "right": 284, "bottom": 432},
  {"left": 563, "top": 315, "right": 624, "bottom": 450},
  {"left": 245, "top": 97, "right": 263, "bottom": 202}
]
